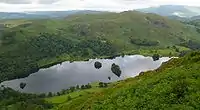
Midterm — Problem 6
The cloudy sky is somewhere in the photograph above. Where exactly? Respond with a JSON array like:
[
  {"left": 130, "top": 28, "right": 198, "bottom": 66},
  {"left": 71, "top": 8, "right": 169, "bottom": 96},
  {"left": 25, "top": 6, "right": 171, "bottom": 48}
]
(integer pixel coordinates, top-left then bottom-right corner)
[{"left": 0, "top": 0, "right": 200, "bottom": 12}]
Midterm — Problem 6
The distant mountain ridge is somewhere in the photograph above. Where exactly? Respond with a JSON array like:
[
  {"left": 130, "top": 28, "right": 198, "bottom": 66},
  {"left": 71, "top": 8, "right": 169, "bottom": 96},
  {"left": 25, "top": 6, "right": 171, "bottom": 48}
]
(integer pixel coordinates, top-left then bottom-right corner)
[
  {"left": 167, "top": 15, "right": 187, "bottom": 21},
  {"left": 0, "top": 10, "right": 103, "bottom": 19},
  {"left": 137, "top": 5, "right": 200, "bottom": 18}
]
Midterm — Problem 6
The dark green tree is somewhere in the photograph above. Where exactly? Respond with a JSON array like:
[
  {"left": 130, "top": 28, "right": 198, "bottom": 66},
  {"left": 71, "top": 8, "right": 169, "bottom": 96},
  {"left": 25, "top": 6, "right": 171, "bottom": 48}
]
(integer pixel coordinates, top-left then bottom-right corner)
[
  {"left": 86, "top": 83, "right": 92, "bottom": 89},
  {"left": 19, "top": 82, "right": 26, "bottom": 89},
  {"left": 57, "top": 92, "right": 60, "bottom": 96},
  {"left": 99, "top": 82, "right": 104, "bottom": 88},
  {"left": 60, "top": 89, "right": 66, "bottom": 95},
  {"left": 175, "top": 48, "right": 180, "bottom": 52},
  {"left": 108, "top": 76, "right": 111, "bottom": 80},
  {"left": 104, "top": 83, "right": 108, "bottom": 87},
  {"left": 69, "top": 86, "right": 75, "bottom": 92},
  {"left": 38, "top": 93, "right": 46, "bottom": 98},
  {"left": 111, "top": 63, "right": 122, "bottom": 77},
  {"left": 94, "top": 61, "right": 102, "bottom": 69},
  {"left": 152, "top": 54, "right": 160, "bottom": 61},
  {"left": 81, "top": 85, "right": 85, "bottom": 89},
  {"left": 48, "top": 92, "right": 53, "bottom": 97},
  {"left": 76, "top": 85, "right": 80, "bottom": 90},
  {"left": 67, "top": 96, "right": 72, "bottom": 101}
]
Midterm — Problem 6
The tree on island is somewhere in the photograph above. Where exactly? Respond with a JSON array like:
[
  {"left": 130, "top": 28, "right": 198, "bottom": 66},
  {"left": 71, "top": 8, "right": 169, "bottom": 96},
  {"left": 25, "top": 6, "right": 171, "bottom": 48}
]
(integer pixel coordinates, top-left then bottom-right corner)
[
  {"left": 19, "top": 82, "right": 26, "bottom": 89},
  {"left": 152, "top": 54, "right": 160, "bottom": 61},
  {"left": 108, "top": 76, "right": 111, "bottom": 80},
  {"left": 111, "top": 63, "right": 122, "bottom": 77},
  {"left": 94, "top": 61, "right": 102, "bottom": 69}
]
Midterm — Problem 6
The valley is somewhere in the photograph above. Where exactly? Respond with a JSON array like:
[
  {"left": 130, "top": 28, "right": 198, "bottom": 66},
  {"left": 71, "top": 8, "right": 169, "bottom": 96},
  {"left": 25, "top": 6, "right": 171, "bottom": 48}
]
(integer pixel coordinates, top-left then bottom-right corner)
[
  {"left": 0, "top": 9, "right": 200, "bottom": 110},
  {"left": 0, "top": 11, "right": 198, "bottom": 82}
]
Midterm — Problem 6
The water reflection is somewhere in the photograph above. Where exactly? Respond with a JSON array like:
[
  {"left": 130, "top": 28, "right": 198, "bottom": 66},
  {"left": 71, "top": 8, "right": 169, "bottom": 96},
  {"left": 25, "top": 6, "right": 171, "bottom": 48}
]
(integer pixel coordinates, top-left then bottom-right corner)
[{"left": 1, "top": 55, "right": 170, "bottom": 93}]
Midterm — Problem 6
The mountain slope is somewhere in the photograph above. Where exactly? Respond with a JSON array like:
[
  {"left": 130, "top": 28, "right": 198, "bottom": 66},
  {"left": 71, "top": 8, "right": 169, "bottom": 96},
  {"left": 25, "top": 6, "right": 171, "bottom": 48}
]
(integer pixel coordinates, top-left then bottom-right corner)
[
  {"left": 50, "top": 52, "right": 200, "bottom": 110},
  {"left": 0, "top": 11, "right": 200, "bottom": 82},
  {"left": 137, "top": 5, "right": 200, "bottom": 17}
]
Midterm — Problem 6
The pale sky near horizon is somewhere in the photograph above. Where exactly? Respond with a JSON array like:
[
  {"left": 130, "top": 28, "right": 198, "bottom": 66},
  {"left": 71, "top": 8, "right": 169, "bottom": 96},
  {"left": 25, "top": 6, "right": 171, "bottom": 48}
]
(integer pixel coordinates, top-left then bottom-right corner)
[{"left": 0, "top": 0, "right": 200, "bottom": 12}]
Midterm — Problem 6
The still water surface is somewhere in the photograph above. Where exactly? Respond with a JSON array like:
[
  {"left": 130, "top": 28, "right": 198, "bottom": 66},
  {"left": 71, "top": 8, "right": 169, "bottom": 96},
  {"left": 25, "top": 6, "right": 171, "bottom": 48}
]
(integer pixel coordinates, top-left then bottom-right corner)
[{"left": 1, "top": 55, "right": 170, "bottom": 93}]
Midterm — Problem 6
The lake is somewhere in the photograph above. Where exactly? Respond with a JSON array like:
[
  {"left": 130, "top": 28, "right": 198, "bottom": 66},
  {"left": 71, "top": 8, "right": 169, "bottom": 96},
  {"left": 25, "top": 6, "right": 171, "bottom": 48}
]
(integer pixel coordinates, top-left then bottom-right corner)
[{"left": 1, "top": 55, "right": 171, "bottom": 94}]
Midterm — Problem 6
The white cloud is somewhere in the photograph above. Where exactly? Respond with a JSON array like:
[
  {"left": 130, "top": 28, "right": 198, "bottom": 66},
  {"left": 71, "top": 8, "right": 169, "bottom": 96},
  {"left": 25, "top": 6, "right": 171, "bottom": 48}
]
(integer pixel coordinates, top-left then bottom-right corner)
[
  {"left": 0, "top": 0, "right": 200, "bottom": 12},
  {"left": 151, "top": 0, "right": 200, "bottom": 6}
]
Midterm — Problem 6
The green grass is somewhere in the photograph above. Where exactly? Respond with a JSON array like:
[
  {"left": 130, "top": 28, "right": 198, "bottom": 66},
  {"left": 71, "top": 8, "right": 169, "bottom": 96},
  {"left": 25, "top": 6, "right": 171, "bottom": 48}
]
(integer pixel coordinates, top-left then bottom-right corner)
[
  {"left": 46, "top": 88, "right": 103, "bottom": 104},
  {"left": 45, "top": 82, "right": 105, "bottom": 109}
]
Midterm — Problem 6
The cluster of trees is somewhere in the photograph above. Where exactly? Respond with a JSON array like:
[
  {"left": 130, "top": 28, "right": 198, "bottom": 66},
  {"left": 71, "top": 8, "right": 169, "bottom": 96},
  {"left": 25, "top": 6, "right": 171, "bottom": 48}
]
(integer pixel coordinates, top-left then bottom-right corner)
[
  {"left": 0, "top": 30, "right": 16, "bottom": 45},
  {"left": 180, "top": 40, "right": 200, "bottom": 50},
  {"left": 99, "top": 82, "right": 108, "bottom": 88},
  {"left": 46, "top": 83, "right": 93, "bottom": 97},
  {"left": 196, "top": 27, "right": 200, "bottom": 33},
  {"left": 45, "top": 81, "right": 109, "bottom": 99},
  {"left": 76, "top": 39, "right": 117, "bottom": 57},
  {"left": 179, "top": 50, "right": 191, "bottom": 57},
  {"left": 80, "top": 84, "right": 92, "bottom": 89},
  {"left": 0, "top": 52, "right": 39, "bottom": 82},
  {"left": 130, "top": 38, "right": 159, "bottom": 46},
  {"left": 0, "top": 87, "right": 53, "bottom": 110},
  {"left": 186, "top": 20, "right": 200, "bottom": 28},
  {"left": 173, "top": 46, "right": 180, "bottom": 52},
  {"left": 0, "top": 32, "right": 118, "bottom": 82}
]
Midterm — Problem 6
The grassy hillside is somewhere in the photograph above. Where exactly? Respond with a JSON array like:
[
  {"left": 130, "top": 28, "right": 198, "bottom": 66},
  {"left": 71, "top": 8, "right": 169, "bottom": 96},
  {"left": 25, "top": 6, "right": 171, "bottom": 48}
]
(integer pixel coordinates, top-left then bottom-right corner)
[
  {"left": 44, "top": 51, "right": 200, "bottom": 110},
  {"left": 0, "top": 11, "right": 200, "bottom": 82}
]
